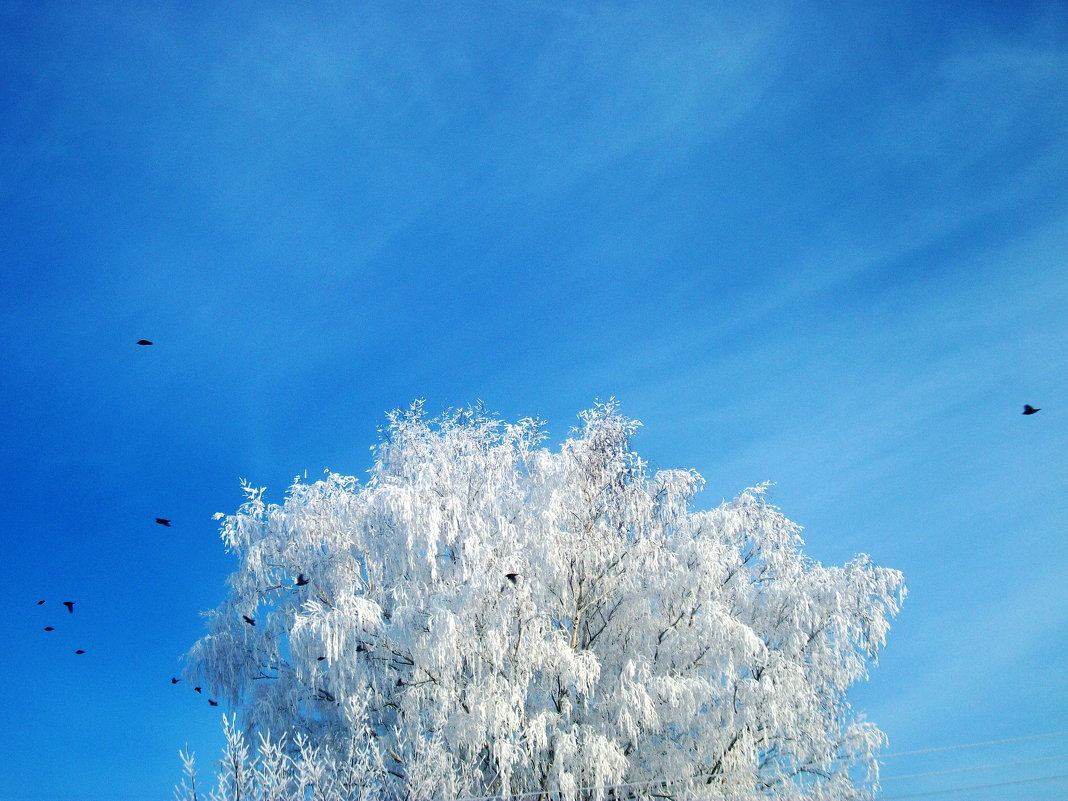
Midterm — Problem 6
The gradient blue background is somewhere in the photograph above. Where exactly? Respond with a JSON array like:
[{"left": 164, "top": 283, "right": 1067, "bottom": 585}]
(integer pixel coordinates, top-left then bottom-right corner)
[{"left": 1, "top": 2, "right": 1066, "bottom": 799}]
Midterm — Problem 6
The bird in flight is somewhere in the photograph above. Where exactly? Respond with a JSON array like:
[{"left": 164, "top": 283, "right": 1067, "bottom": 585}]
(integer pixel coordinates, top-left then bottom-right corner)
[
  {"left": 136, "top": 339, "right": 153, "bottom": 345},
  {"left": 156, "top": 518, "right": 171, "bottom": 526},
  {"left": 194, "top": 686, "right": 202, "bottom": 693},
  {"left": 44, "top": 627, "right": 55, "bottom": 632},
  {"left": 37, "top": 600, "right": 45, "bottom": 605},
  {"left": 243, "top": 615, "right": 256, "bottom": 626},
  {"left": 75, "top": 650, "right": 86, "bottom": 655},
  {"left": 317, "top": 656, "right": 327, "bottom": 661},
  {"left": 63, "top": 601, "right": 75, "bottom": 614},
  {"left": 296, "top": 573, "right": 310, "bottom": 586},
  {"left": 1023, "top": 405, "right": 1041, "bottom": 415},
  {"left": 208, "top": 699, "right": 218, "bottom": 706},
  {"left": 171, "top": 677, "right": 181, "bottom": 684},
  {"left": 505, "top": 573, "right": 519, "bottom": 584}
]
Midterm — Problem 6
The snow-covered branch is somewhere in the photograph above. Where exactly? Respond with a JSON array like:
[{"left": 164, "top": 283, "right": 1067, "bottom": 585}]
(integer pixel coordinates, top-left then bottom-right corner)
[{"left": 182, "top": 401, "right": 904, "bottom": 800}]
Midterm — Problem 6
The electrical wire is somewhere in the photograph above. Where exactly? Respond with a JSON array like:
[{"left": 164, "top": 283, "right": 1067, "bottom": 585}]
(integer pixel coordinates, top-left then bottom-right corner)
[
  {"left": 880, "top": 771, "right": 1068, "bottom": 800},
  {"left": 882, "top": 752, "right": 1068, "bottom": 781},
  {"left": 452, "top": 765, "right": 750, "bottom": 801},
  {"left": 449, "top": 731, "right": 1068, "bottom": 801},
  {"left": 882, "top": 730, "right": 1068, "bottom": 758}
]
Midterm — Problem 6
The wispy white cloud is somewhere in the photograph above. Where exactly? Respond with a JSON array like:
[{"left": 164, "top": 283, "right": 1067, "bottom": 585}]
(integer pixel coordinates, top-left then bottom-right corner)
[
  {"left": 464, "top": 4, "right": 797, "bottom": 203},
  {"left": 543, "top": 23, "right": 1068, "bottom": 397}
]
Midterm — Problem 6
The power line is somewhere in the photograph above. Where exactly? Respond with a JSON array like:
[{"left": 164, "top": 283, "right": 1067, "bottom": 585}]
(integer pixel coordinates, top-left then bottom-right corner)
[
  {"left": 452, "top": 731, "right": 1068, "bottom": 801},
  {"left": 883, "top": 730, "right": 1068, "bottom": 758},
  {"left": 881, "top": 771, "right": 1068, "bottom": 800},
  {"left": 454, "top": 759, "right": 842, "bottom": 801},
  {"left": 882, "top": 752, "right": 1068, "bottom": 782},
  {"left": 452, "top": 767, "right": 746, "bottom": 801}
]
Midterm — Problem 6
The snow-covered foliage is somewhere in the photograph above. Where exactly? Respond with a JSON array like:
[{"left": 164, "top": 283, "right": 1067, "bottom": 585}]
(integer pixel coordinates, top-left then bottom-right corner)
[
  {"left": 182, "top": 401, "right": 905, "bottom": 800},
  {"left": 174, "top": 716, "right": 387, "bottom": 801}
]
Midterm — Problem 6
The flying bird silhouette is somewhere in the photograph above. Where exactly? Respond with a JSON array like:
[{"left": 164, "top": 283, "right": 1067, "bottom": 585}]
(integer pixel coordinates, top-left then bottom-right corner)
[
  {"left": 44, "top": 626, "right": 55, "bottom": 631},
  {"left": 156, "top": 518, "right": 171, "bottom": 526},
  {"left": 75, "top": 650, "right": 86, "bottom": 655},
  {"left": 243, "top": 615, "right": 255, "bottom": 626},
  {"left": 505, "top": 573, "right": 519, "bottom": 584},
  {"left": 317, "top": 656, "right": 327, "bottom": 661},
  {"left": 63, "top": 601, "right": 75, "bottom": 614},
  {"left": 136, "top": 339, "right": 153, "bottom": 345},
  {"left": 194, "top": 686, "right": 202, "bottom": 693},
  {"left": 171, "top": 677, "right": 180, "bottom": 684},
  {"left": 296, "top": 573, "right": 310, "bottom": 586},
  {"left": 208, "top": 699, "right": 218, "bottom": 706},
  {"left": 1023, "top": 405, "right": 1041, "bottom": 415},
  {"left": 37, "top": 600, "right": 45, "bottom": 605}
]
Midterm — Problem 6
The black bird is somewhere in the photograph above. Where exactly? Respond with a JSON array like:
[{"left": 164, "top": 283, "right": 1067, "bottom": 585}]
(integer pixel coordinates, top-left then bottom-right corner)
[
  {"left": 505, "top": 573, "right": 519, "bottom": 584},
  {"left": 37, "top": 600, "right": 45, "bottom": 605},
  {"left": 317, "top": 656, "right": 327, "bottom": 661},
  {"left": 1023, "top": 404, "right": 1041, "bottom": 415},
  {"left": 208, "top": 699, "right": 218, "bottom": 706},
  {"left": 156, "top": 518, "right": 172, "bottom": 527},
  {"left": 194, "top": 686, "right": 202, "bottom": 693},
  {"left": 63, "top": 601, "right": 75, "bottom": 614},
  {"left": 44, "top": 626, "right": 55, "bottom": 631},
  {"left": 171, "top": 677, "right": 180, "bottom": 684},
  {"left": 243, "top": 615, "right": 255, "bottom": 626},
  {"left": 137, "top": 339, "right": 153, "bottom": 345},
  {"left": 296, "top": 573, "right": 310, "bottom": 586},
  {"left": 75, "top": 650, "right": 86, "bottom": 655}
]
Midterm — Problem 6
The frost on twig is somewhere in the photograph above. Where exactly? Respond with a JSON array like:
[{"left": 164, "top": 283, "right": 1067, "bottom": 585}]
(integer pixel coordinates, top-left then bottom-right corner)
[{"left": 179, "top": 401, "right": 904, "bottom": 800}]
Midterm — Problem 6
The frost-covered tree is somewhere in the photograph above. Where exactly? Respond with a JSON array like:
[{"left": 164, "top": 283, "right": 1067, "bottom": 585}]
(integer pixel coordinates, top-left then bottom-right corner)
[{"left": 183, "top": 401, "right": 904, "bottom": 800}]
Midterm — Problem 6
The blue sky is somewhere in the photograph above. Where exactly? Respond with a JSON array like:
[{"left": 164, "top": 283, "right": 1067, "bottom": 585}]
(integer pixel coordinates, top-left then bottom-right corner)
[{"left": 1, "top": 2, "right": 1066, "bottom": 799}]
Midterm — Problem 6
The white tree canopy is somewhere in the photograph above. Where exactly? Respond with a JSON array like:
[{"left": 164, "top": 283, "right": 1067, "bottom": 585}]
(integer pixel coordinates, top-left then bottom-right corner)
[{"left": 184, "top": 401, "right": 905, "bottom": 800}]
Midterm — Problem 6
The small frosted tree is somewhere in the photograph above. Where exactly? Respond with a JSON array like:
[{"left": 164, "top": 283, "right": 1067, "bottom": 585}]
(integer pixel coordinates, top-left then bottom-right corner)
[{"left": 183, "top": 401, "right": 904, "bottom": 800}]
